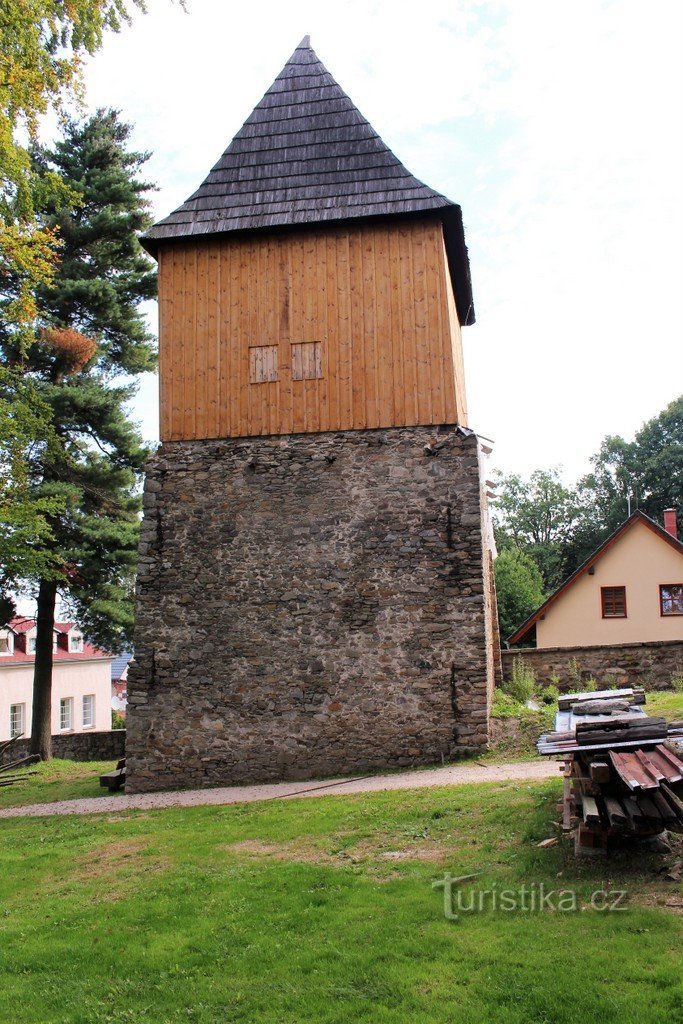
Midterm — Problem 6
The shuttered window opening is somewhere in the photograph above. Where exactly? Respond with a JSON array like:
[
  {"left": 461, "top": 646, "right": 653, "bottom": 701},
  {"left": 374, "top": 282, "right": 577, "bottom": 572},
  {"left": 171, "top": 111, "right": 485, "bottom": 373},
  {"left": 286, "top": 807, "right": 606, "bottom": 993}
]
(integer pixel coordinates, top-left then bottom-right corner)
[
  {"left": 249, "top": 345, "right": 278, "bottom": 383},
  {"left": 292, "top": 342, "right": 323, "bottom": 381},
  {"left": 601, "top": 586, "right": 627, "bottom": 618},
  {"left": 660, "top": 584, "right": 683, "bottom": 616}
]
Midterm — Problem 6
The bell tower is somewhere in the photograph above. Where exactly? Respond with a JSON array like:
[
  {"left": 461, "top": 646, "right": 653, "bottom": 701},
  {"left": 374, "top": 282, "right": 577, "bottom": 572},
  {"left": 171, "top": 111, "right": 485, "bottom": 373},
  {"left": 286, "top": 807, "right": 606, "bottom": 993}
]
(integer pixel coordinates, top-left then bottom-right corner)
[{"left": 126, "top": 38, "right": 496, "bottom": 793}]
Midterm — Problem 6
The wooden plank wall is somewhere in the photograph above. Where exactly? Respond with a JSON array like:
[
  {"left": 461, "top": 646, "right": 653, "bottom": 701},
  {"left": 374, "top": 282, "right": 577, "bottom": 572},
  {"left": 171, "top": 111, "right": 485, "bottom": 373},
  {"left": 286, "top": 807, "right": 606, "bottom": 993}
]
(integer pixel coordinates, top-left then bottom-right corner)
[{"left": 158, "top": 218, "right": 468, "bottom": 441}]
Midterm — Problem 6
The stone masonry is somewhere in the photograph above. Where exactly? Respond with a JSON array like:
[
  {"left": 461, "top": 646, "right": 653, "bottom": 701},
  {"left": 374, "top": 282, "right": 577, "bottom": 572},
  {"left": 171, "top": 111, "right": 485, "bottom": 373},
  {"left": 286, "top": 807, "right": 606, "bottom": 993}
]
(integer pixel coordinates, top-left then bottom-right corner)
[
  {"left": 502, "top": 640, "right": 683, "bottom": 692},
  {"left": 126, "top": 425, "right": 495, "bottom": 793}
]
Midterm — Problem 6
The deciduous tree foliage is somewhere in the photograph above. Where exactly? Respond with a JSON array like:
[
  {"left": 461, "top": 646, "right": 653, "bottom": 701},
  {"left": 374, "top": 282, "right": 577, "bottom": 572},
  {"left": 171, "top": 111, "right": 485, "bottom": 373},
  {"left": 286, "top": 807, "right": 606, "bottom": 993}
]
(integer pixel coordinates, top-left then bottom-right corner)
[
  {"left": 492, "top": 468, "right": 578, "bottom": 591},
  {"left": 494, "top": 547, "right": 545, "bottom": 643},
  {"left": 0, "top": 1, "right": 147, "bottom": 342}
]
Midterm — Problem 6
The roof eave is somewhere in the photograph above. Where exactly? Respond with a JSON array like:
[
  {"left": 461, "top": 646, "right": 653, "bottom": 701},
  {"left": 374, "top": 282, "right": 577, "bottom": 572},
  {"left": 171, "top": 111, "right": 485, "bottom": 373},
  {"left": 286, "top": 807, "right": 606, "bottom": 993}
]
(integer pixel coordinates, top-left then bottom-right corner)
[{"left": 140, "top": 205, "right": 475, "bottom": 326}]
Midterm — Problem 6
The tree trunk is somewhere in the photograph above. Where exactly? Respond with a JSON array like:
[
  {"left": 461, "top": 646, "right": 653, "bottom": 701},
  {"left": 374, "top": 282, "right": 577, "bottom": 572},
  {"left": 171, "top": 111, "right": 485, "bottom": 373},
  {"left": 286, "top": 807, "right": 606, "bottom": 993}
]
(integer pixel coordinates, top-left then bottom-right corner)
[{"left": 29, "top": 579, "right": 58, "bottom": 759}]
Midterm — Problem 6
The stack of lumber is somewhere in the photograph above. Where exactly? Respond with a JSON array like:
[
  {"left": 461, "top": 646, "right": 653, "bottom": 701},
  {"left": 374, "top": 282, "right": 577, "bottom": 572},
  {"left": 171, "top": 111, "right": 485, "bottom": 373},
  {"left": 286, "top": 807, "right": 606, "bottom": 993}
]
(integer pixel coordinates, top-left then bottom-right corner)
[
  {"left": 537, "top": 688, "right": 683, "bottom": 854},
  {"left": 0, "top": 735, "right": 41, "bottom": 787}
]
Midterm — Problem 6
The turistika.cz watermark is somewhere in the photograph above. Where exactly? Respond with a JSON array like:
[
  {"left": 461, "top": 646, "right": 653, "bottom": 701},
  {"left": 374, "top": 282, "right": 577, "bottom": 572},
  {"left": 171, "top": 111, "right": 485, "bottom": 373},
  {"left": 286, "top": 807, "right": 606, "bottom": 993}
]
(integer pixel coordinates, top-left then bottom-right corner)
[{"left": 432, "top": 872, "right": 628, "bottom": 920}]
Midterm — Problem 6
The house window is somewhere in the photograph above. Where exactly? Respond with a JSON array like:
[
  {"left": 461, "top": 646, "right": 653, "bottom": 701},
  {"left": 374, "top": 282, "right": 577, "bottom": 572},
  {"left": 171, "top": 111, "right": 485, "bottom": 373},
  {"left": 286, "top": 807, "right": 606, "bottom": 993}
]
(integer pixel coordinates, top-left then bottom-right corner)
[
  {"left": 0, "top": 636, "right": 11, "bottom": 655},
  {"left": 249, "top": 345, "right": 278, "bottom": 383},
  {"left": 10, "top": 703, "right": 25, "bottom": 738},
  {"left": 601, "top": 586, "right": 627, "bottom": 618},
  {"left": 28, "top": 636, "right": 37, "bottom": 653},
  {"left": 82, "top": 694, "right": 95, "bottom": 728},
  {"left": 291, "top": 342, "right": 322, "bottom": 380},
  {"left": 660, "top": 584, "right": 683, "bottom": 616},
  {"left": 69, "top": 634, "right": 83, "bottom": 652},
  {"left": 60, "top": 697, "right": 74, "bottom": 731}
]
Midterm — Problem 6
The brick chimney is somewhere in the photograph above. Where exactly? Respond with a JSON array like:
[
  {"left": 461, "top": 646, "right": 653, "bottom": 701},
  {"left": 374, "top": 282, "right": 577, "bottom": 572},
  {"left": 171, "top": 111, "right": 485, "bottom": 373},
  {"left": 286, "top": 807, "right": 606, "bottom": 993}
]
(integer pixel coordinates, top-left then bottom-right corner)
[{"left": 663, "top": 508, "right": 678, "bottom": 540}]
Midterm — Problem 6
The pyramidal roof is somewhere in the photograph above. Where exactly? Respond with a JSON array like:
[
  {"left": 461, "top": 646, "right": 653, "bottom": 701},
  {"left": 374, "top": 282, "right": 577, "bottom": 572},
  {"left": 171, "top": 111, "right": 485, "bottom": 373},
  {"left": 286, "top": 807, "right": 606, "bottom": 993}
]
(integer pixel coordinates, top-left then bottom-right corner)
[{"left": 142, "top": 36, "right": 474, "bottom": 324}]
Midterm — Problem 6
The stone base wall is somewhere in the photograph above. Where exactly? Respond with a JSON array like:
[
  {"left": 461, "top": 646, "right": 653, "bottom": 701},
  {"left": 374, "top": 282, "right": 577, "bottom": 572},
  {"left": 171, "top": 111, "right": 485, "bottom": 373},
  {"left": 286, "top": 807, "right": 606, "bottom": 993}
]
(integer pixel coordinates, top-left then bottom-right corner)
[
  {"left": 9, "top": 730, "right": 125, "bottom": 763},
  {"left": 502, "top": 640, "right": 683, "bottom": 692},
  {"left": 126, "top": 425, "right": 495, "bottom": 793}
]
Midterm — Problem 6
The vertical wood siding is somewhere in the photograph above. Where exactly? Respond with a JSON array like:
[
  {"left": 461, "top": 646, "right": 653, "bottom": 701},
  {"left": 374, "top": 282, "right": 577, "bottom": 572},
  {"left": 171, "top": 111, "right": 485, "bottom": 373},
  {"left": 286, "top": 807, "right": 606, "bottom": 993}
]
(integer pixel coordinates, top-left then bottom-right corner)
[{"left": 158, "top": 218, "right": 468, "bottom": 440}]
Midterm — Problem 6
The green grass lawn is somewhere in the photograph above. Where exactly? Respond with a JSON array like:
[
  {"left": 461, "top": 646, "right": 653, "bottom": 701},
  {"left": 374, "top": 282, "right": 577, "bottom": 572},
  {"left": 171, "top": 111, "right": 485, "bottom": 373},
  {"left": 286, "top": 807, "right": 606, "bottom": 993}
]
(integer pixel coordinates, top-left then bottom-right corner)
[
  {"left": 0, "top": 759, "right": 119, "bottom": 809},
  {"left": 0, "top": 779, "right": 682, "bottom": 1023}
]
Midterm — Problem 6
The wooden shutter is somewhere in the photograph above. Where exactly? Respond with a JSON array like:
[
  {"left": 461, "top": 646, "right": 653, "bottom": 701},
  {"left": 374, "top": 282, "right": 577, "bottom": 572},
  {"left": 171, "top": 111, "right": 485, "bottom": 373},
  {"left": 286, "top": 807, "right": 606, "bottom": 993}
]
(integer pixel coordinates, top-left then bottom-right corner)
[
  {"left": 249, "top": 345, "right": 278, "bottom": 383},
  {"left": 601, "top": 586, "right": 626, "bottom": 618},
  {"left": 291, "top": 342, "right": 322, "bottom": 380}
]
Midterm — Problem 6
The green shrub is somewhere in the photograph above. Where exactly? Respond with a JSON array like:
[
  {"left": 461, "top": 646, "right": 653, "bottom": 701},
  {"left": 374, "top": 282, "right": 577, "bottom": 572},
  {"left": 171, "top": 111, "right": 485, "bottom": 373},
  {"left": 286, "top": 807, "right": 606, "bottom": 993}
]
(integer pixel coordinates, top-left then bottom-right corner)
[
  {"left": 671, "top": 666, "right": 683, "bottom": 693},
  {"left": 503, "top": 656, "right": 536, "bottom": 704},
  {"left": 540, "top": 683, "right": 560, "bottom": 706}
]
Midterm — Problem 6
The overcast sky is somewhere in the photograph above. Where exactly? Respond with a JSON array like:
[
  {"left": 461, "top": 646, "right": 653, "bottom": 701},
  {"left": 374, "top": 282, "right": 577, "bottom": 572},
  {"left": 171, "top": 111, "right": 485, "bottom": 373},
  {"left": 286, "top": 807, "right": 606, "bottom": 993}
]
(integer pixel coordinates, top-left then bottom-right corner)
[{"left": 78, "top": 0, "right": 682, "bottom": 483}]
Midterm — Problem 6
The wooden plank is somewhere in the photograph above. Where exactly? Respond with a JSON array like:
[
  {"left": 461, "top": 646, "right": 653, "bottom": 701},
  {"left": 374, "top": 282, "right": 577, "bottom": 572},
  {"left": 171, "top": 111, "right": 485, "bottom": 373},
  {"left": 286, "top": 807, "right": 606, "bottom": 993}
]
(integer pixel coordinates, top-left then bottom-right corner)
[
  {"left": 375, "top": 224, "right": 394, "bottom": 427},
  {"left": 581, "top": 795, "right": 601, "bottom": 827},
  {"left": 398, "top": 225, "right": 418, "bottom": 425},
  {"left": 589, "top": 761, "right": 611, "bottom": 784},
  {"left": 206, "top": 242, "right": 220, "bottom": 439},
  {"left": 169, "top": 245, "right": 185, "bottom": 440},
  {"left": 424, "top": 222, "right": 445, "bottom": 423},
  {"left": 603, "top": 796, "right": 627, "bottom": 828},
  {"left": 361, "top": 228, "right": 379, "bottom": 428},
  {"left": 348, "top": 228, "right": 365, "bottom": 428}
]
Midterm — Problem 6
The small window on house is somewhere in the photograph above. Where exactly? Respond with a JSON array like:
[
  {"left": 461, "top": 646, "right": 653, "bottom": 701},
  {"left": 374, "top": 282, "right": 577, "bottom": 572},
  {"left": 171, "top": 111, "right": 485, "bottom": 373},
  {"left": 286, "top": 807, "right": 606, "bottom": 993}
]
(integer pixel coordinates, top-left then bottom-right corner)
[
  {"left": 601, "top": 586, "right": 627, "bottom": 618},
  {"left": 249, "top": 345, "right": 278, "bottom": 383},
  {"left": 291, "top": 342, "right": 323, "bottom": 380},
  {"left": 660, "top": 584, "right": 683, "bottom": 616},
  {"left": 10, "top": 703, "right": 25, "bottom": 738},
  {"left": 60, "top": 697, "right": 74, "bottom": 731},
  {"left": 28, "top": 636, "right": 37, "bottom": 653},
  {"left": 0, "top": 635, "right": 11, "bottom": 655},
  {"left": 82, "top": 694, "right": 95, "bottom": 728},
  {"left": 69, "top": 633, "right": 83, "bottom": 652}
]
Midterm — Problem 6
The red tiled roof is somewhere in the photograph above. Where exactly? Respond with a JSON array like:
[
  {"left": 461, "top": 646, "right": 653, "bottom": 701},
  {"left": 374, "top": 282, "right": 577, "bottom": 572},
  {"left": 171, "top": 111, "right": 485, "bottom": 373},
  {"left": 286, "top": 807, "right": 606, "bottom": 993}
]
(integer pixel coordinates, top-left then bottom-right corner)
[
  {"left": 1, "top": 643, "right": 111, "bottom": 665},
  {"left": 2, "top": 617, "right": 112, "bottom": 664}
]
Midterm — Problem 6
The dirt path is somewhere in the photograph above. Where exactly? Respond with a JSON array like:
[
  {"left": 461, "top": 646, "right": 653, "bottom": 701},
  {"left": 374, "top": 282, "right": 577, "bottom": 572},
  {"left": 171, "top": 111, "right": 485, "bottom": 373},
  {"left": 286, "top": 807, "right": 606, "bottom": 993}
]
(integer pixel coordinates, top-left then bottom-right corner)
[{"left": 0, "top": 759, "right": 559, "bottom": 819}]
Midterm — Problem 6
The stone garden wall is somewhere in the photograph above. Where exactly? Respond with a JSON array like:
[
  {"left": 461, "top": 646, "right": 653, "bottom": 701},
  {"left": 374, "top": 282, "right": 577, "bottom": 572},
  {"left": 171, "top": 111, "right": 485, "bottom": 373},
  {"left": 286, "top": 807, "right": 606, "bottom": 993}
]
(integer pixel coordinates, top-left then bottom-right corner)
[
  {"left": 11, "top": 729, "right": 125, "bottom": 763},
  {"left": 502, "top": 640, "right": 683, "bottom": 692},
  {"left": 126, "top": 425, "right": 496, "bottom": 792}
]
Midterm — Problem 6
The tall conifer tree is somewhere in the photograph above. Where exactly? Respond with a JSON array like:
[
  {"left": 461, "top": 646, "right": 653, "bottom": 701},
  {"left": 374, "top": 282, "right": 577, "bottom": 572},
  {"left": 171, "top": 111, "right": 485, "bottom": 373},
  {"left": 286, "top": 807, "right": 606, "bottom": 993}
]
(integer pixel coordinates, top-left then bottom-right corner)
[{"left": 4, "top": 109, "right": 156, "bottom": 758}]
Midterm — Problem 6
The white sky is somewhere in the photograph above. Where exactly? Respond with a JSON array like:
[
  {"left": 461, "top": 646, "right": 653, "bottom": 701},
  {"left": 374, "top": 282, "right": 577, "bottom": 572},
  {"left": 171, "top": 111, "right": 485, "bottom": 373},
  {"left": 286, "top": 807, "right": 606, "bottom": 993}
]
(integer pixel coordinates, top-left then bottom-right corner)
[{"left": 78, "top": 0, "right": 682, "bottom": 483}]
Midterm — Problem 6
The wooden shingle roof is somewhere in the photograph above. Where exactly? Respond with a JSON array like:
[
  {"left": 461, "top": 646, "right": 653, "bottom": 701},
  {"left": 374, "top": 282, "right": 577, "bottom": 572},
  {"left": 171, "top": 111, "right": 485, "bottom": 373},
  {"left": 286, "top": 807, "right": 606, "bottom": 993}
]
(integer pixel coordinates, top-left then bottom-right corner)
[{"left": 142, "top": 36, "right": 475, "bottom": 324}]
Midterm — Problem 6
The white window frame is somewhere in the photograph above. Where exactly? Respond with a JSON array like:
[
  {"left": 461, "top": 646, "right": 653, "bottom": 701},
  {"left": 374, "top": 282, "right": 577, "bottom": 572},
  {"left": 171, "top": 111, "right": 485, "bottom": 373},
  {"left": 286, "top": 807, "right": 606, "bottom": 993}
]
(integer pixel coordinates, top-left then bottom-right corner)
[
  {"left": 82, "top": 694, "right": 95, "bottom": 729},
  {"left": 28, "top": 636, "right": 37, "bottom": 653},
  {"left": 0, "top": 633, "right": 13, "bottom": 656},
  {"left": 69, "top": 633, "right": 83, "bottom": 652},
  {"left": 10, "top": 703, "right": 25, "bottom": 738},
  {"left": 60, "top": 697, "right": 74, "bottom": 731}
]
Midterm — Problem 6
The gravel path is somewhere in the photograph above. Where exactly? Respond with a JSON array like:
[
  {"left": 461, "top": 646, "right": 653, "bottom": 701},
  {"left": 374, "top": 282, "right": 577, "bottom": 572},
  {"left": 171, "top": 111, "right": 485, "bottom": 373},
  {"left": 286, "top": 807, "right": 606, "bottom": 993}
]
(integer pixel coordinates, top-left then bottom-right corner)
[{"left": 0, "top": 759, "right": 559, "bottom": 819}]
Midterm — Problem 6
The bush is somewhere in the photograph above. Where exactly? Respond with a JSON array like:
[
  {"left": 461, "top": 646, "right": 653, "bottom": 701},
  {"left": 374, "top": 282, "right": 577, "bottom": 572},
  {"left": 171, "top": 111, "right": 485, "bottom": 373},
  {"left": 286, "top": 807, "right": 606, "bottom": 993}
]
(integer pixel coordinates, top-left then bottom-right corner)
[
  {"left": 111, "top": 710, "right": 125, "bottom": 729},
  {"left": 671, "top": 667, "right": 683, "bottom": 693},
  {"left": 540, "top": 683, "right": 560, "bottom": 706},
  {"left": 503, "top": 656, "right": 536, "bottom": 704}
]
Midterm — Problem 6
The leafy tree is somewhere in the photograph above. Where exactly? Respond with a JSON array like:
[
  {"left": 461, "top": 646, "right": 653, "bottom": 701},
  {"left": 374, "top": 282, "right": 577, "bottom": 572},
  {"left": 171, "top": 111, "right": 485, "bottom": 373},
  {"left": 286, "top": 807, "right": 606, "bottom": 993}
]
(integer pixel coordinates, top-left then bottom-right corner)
[
  {"left": 494, "top": 548, "right": 545, "bottom": 642},
  {"left": 1, "top": 1, "right": 148, "bottom": 343},
  {"left": 492, "top": 468, "right": 578, "bottom": 590},
  {"left": 568, "top": 396, "right": 683, "bottom": 569},
  {"left": 2, "top": 110, "right": 156, "bottom": 759}
]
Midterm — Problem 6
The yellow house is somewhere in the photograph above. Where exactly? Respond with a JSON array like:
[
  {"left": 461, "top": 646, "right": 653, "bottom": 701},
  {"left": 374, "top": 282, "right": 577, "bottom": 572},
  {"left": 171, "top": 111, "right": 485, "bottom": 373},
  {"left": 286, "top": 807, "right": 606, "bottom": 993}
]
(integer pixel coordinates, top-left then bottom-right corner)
[{"left": 509, "top": 510, "right": 683, "bottom": 649}]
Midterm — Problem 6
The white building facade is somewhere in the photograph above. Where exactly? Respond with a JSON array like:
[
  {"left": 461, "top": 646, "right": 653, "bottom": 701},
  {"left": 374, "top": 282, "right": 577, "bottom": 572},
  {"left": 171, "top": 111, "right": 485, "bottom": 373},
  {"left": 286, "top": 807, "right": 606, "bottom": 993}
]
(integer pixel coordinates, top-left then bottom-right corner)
[{"left": 0, "top": 618, "right": 113, "bottom": 743}]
